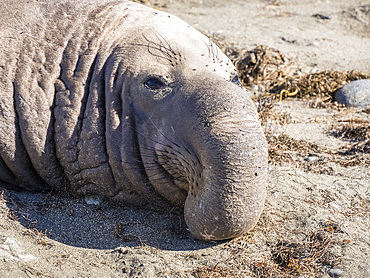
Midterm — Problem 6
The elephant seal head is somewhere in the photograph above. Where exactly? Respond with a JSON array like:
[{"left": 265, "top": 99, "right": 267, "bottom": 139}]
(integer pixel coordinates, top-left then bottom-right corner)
[{"left": 102, "top": 4, "right": 268, "bottom": 241}]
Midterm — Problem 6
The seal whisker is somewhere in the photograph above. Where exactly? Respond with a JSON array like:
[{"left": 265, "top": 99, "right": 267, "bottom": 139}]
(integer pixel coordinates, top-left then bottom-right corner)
[
  {"left": 130, "top": 42, "right": 171, "bottom": 63},
  {"left": 152, "top": 31, "right": 180, "bottom": 60},
  {"left": 145, "top": 33, "right": 177, "bottom": 58},
  {"left": 147, "top": 118, "right": 182, "bottom": 149},
  {"left": 127, "top": 122, "right": 176, "bottom": 149},
  {"left": 133, "top": 34, "right": 182, "bottom": 65}
]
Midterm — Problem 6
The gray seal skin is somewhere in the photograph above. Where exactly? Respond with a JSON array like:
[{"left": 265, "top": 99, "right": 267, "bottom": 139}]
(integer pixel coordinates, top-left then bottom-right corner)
[{"left": 0, "top": 0, "right": 268, "bottom": 241}]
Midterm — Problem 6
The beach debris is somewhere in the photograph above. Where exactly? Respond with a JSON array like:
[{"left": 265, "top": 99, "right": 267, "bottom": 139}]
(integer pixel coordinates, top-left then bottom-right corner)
[{"left": 312, "top": 13, "right": 331, "bottom": 20}]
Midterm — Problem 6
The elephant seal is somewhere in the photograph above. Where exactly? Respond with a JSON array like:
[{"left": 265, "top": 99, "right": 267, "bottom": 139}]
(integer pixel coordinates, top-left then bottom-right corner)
[{"left": 0, "top": 0, "right": 268, "bottom": 241}]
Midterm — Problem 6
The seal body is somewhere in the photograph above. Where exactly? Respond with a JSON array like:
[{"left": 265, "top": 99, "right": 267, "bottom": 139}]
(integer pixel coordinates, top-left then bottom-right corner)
[{"left": 0, "top": 0, "right": 268, "bottom": 241}]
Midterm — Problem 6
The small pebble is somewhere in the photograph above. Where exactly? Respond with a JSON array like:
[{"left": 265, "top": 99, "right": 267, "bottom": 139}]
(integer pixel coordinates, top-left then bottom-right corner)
[
  {"left": 305, "top": 156, "right": 318, "bottom": 162},
  {"left": 335, "top": 79, "right": 370, "bottom": 108},
  {"left": 329, "top": 202, "right": 341, "bottom": 211},
  {"left": 84, "top": 195, "right": 102, "bottom": 205},
  {"left": 245, "top": 84, "right": 265, "bottom": 99},
  {"left": 328, "top": 268, "right": 344, "bottom": 277}
]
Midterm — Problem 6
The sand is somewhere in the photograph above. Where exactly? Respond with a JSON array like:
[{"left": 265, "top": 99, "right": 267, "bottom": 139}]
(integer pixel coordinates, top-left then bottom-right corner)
[{"left": 1, "top": 0, "right": 369, "bottom": 277}]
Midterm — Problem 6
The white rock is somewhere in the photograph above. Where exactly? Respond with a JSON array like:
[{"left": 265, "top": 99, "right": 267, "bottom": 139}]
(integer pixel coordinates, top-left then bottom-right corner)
[{"left": 0, "top": 235, "right": 38, "bottom": 262}]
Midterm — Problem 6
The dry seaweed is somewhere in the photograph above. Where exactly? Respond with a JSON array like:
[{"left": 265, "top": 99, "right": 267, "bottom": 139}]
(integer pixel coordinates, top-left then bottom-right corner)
[
  {"left": 267, "top": 133, "right": 338, "bottom": 174},
  {"left": 23, "top": 228, "right": 54, "bottom": 247},
  {"left": 225, "top": 45, "right": 370, "bottom": 104},
  {"left": 330, "top": 123, "right": 370, "bottom": 141},
  {"left": 193, "top": 264, "right": 234, "bottom": 278},
  {"left": 265, "top": 129, "right": 369, "bottom": 170},
  {"left": 193, "top": 219, "right": 348, "bottom": 278},
  {"left": 338, "top": 141, "right": 370, "bottom": 155},
  {"left": 256, "top": 97, "right": 293, "bottom": 126},
  {"left": 255, "top": 93, "right": 370, "bottom": 169},
  {"left": 249, "top": 220, "right": 348, "bottom": 278},
  {"left": 271, "top": 231, "right": 339, "bottom": 274},
  {"left": 267, "top": 133, "right": 320, "bottom": 164},
  {"left": 229, "top": 45, "right": 299, "bottom": 89},
  {"left": 256, "top": 97, "right": 278, "bottom": 126},
  {"left": 329, "top": 122, "right": 370, "bottom": 158},
  {"left": 275, "top": 70, "right": 370, "bottom": 101}
]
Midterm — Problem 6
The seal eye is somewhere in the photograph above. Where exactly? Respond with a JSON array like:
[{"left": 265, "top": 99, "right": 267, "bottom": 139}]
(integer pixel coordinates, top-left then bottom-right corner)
[
  {"left": 145, "top": 77, "right": 165, "bottom": 90},
  {"left": 231, "top": 74, "right": 241, "bottom": 86}
]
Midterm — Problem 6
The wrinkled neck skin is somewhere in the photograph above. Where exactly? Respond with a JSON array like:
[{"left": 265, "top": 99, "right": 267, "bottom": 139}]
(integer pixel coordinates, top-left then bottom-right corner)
[{"left": 102, "top": 12, "right": 268, "bottom": 240}]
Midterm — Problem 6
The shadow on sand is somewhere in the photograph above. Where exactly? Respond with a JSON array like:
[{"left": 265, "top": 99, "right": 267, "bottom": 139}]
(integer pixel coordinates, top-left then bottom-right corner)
[{"left": 2, "top": 189, "right": 218, "bottom": 251}]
